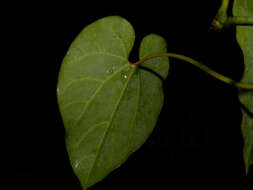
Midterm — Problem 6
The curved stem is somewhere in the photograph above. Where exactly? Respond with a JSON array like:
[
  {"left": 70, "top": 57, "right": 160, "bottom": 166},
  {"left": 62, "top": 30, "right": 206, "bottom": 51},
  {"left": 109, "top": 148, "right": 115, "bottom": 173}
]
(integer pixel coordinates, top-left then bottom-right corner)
[
  {"left": 131, "top": 53, "right": 253, "bottom": 90},
  {"left": 219, "top": 0, "right": 230, "bottom": 14},
  {"left": 218, "top": 0, "right": 230, "bottom": 20}
]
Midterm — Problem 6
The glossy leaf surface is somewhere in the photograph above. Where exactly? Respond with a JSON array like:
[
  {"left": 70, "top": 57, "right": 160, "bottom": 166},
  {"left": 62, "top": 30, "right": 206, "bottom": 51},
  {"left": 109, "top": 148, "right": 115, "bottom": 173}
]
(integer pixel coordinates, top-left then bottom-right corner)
[
  {"left": 57, "top": 16, "right": 169, "bottom": 189},
  {"left": 233, "top": 0, "right": 253, "bottom": 173}
]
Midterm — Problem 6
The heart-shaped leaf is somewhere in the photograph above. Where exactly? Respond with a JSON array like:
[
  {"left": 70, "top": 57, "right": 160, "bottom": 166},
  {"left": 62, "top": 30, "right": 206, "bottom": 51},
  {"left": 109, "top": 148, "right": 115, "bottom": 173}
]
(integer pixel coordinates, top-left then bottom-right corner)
[
  {"left": 233, "top": 0, "right": 253, "bottom": 174},
  {"left": 57, "top": 16, "right": 169, "bottom": 189}
]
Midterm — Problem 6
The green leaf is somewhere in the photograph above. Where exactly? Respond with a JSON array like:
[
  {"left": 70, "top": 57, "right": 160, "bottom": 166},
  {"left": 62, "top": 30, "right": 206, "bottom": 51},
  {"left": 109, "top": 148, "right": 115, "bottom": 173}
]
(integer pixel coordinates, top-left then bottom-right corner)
[
  {"left": 233, "top": 0, "right": 253, "bottom": 174},
  {"left": 57, "top": 16, "right": 169, "bottom": 189}
]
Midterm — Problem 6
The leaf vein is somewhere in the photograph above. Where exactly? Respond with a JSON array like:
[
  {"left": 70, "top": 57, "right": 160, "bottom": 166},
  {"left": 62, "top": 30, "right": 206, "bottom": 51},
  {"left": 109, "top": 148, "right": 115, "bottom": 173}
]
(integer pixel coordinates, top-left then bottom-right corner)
[
  {"left": 127, "top": 71, "right": 141, "bottom": 153},
  {"left": 68, "top": 51, "right": 127, "bottom": 65},
  {"left": 111, "top": 27, "right": 128, "bottom": 57},
  {"left": 74, "top": 121, "right": 109, "bottom": 150},
  {"left": 62, "top": 101, "right": 87, "bottom": 110},
  {"left": 82, "top": 34, "right": 103, "bottom": 51},
  {"left": 74, "top": 64, "right": 129, "bottom": 126},
  {"left": 85, "top": 66, "right": 136, "bottom": 185},
  {"left": 61, "top": 77, "right": 102, "bottom": 95}
]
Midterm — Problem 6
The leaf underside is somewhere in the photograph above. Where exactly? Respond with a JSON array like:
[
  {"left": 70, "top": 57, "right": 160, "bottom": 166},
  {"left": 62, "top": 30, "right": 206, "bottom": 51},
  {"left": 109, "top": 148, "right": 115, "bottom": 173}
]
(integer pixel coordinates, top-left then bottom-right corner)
[
  {"left": 57, "top": 16, "right": 169, "bottom": 189},
  {"left": 233, "top": 0, "right": 253, "bottom": 174}
]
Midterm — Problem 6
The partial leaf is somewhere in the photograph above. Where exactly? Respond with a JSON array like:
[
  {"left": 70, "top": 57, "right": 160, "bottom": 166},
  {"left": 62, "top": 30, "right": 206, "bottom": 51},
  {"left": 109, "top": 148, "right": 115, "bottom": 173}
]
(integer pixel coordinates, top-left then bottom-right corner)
[
  {"left": 57, "top": 16, "right": 169, "bottom": 189},
  {"left": 233, "top": 0, "right": 253, "bottom": 174},
  {"left": 139, "top": 34, "right": 170, "bottom": 79}
]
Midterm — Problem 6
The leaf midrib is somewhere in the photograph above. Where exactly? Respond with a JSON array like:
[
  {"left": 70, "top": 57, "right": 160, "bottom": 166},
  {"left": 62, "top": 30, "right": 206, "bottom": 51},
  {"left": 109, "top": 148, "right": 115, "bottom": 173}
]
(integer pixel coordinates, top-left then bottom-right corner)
[
  {"left": 85, "top": 66, "right": 137, "bottom": 187},
  {"left": 74, "top": 64, "right": 129, "bottom": 126}
]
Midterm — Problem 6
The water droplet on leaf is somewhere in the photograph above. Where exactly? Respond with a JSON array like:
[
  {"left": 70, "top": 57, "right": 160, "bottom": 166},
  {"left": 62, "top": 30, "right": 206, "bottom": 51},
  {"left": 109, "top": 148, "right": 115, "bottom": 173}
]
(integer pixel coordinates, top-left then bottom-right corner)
[
  {"left": 106, "top": 69, "right": 113, "bottom": 74},
  {"left": 106, "top": 66, "right": 116, "bottom": 74},
  {"left": 74, "top": 160, "right": 80, "bottom": 168},
  {"left": 121, "top": 72, "right": 128, "bottom": 80}
]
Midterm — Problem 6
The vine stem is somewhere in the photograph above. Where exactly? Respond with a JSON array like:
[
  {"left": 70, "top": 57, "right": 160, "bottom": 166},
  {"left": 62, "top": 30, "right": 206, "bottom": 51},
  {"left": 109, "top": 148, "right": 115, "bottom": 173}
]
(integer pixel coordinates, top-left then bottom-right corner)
[
  {"left": 227, "top": 16, "right": 253, "bottom": 26},
  {"left": 130, "top": 53, "right": 253, "bottom": 90},
  {"left": 218, "top": 0, "right": 230, "bottom": 19},
  {"left": 211, "top": 0, "right": 253, "bottom": 30}
]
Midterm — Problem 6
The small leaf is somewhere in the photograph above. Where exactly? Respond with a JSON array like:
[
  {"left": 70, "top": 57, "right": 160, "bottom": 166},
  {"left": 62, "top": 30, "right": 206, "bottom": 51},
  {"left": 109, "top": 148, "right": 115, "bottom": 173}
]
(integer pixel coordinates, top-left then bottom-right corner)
[
  {"left": 57, "top": 16, "right": 169, "bottom": 189},
  {"left": 233, "top": 0, "right": 253, "bottom": 174}
]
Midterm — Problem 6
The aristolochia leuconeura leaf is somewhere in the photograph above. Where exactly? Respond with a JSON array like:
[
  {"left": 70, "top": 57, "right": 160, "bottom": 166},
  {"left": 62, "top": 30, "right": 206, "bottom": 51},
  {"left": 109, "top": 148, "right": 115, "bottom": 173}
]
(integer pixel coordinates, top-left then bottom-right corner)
[
  {"left": 233, "top": 0, "right": 253, "bottom": 174},
  {"left": 57, "top": 16, "right": 169, "bottom": 189}
]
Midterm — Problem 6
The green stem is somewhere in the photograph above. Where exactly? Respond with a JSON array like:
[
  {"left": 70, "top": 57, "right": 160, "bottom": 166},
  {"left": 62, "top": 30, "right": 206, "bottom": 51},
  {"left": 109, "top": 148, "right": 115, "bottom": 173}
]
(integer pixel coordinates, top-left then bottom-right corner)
[
  {"left": 218, "top": 0, "right": 230, "bottom": 18},
  {"left": 227, "top": 16, "right": 253, "bottom": 26},
  {"left": 211, "top": 0, "right": 253, "bottom": 30},
  {"left": 131, "top": 53, "right": 253, "bottom": 90}
]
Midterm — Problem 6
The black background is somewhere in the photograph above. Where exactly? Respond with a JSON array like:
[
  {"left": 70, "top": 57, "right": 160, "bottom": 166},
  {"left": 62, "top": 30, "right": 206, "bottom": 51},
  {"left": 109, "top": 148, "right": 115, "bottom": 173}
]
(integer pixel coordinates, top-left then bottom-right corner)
[{"left": 10, "top": 0, "right": 252, "bottom": 189}]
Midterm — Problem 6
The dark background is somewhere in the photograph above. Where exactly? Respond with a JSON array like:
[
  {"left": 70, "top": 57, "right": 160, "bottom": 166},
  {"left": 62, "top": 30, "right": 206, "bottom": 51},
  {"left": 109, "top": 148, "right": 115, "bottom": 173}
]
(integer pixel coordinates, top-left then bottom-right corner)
[{"left": 10, "top": 0, "right": 252, "bottom": 188}]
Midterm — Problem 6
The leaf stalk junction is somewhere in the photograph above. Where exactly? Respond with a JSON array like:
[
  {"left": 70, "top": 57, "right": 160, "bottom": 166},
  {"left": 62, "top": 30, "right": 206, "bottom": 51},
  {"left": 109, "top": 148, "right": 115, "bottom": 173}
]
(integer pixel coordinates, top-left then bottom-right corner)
[{"left": 211, "top": 0, "right": 253, "bottom": 31}]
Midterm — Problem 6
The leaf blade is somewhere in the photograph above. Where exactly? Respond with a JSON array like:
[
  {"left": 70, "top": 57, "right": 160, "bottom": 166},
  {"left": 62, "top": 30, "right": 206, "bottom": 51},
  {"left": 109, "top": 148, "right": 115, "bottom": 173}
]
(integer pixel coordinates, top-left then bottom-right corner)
[
  {"left": 128, "top": 34, "right": 170, "bottom": 151},
  {"left": 57, "top": 16, "right": 169, "bottom": 189},
  {"left": 139, "top": 34, "right": 170, "bottom": 79},
  {"left": 233, "top": 0, "right": 253, "bottom": 174}
]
